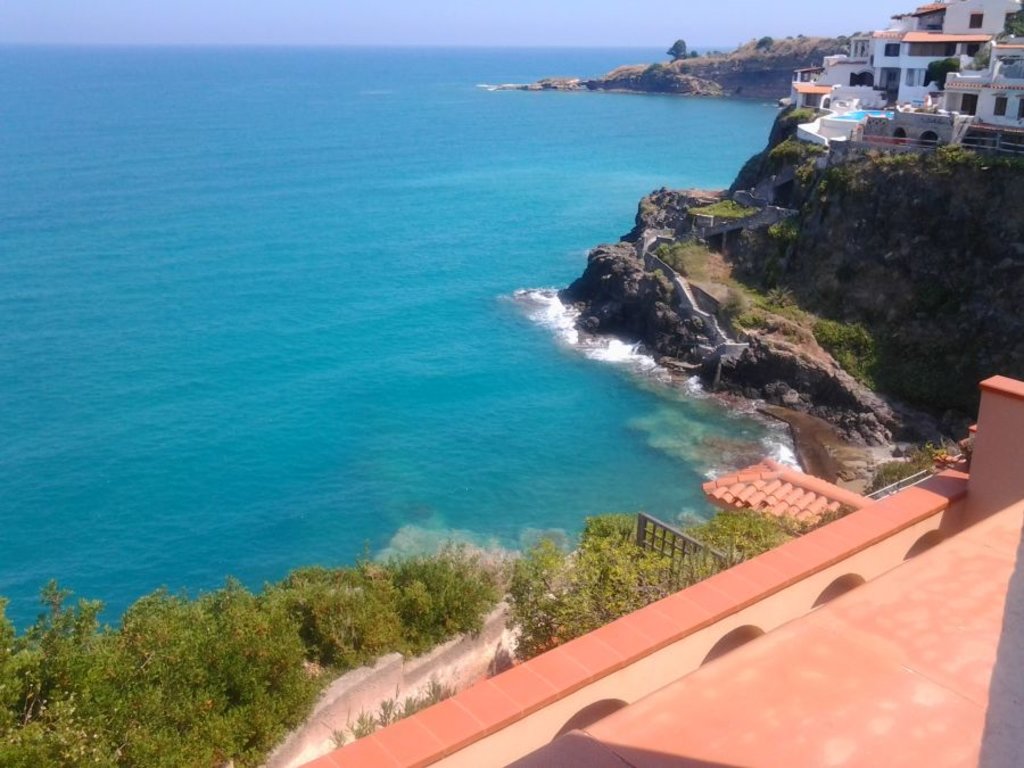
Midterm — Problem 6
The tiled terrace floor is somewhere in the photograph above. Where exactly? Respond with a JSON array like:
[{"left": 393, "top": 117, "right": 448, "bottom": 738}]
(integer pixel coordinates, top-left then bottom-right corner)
[{"left": 513, "top": 503, "right": 1024, "bottom": 768}]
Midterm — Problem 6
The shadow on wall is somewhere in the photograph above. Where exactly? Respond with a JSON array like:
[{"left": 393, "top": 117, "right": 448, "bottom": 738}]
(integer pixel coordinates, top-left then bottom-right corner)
[
  {"left": 980, "top": 513, "right": 1024, "bottom": 768},
  {"left": 813, "top": 573, "right": 866, "bottom": 608},
  {"left": 701, "top": 625, "right": 765, "bottom": 666},
  {"left": 554, "top": 699, "right": 629, "bottom": 740}
]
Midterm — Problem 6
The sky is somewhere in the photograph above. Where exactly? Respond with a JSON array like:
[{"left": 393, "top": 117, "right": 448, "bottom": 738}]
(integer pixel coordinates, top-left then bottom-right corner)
[{"left": 0, "top": 0, "right": 907, "bottom": 47}]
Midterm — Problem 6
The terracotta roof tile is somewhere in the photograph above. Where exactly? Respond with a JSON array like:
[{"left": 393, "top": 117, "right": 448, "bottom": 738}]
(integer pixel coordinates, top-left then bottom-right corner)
[{"left": 702, "top": 461, "right": 870, "bottom": 525}]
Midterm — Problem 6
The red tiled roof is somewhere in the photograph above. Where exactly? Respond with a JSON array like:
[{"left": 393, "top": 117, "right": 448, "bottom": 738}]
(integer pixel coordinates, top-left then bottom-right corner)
[
  {"left": 793, "top": 83, "right": 833, "bottom": 95},
  {"left": 911, "top": 3, "right": 947, "bottom": 16},
  {"left": 702, "top": 459, "right": 869, "bottom": 523}
]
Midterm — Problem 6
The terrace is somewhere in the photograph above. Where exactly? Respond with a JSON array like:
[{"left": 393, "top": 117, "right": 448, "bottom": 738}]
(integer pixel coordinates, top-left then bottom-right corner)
[{"left": 303, "top": 376, "right": 1024, "bottom": 768}]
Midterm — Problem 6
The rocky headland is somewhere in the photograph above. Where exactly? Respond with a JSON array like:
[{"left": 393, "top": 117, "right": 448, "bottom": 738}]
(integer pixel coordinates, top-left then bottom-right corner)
[
  {"left": 559, "top": 106, "right": 1024, "bottom": 483},
  {"left": 496, "top": 37, "right": 847, "bottom": 100}
]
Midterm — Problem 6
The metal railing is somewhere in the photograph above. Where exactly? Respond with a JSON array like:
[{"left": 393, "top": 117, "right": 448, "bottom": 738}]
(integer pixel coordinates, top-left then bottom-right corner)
[
  {"left": 866, "top": 469, "right": 934, "bottom": 501},
  {"left": 636, "top": 512, "right": 734, "bottom": 589}
]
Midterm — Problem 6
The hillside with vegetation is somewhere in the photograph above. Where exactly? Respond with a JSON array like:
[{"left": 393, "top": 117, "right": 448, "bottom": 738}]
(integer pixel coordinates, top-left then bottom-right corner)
[
  {"left": 508, "top": 36, "right": 849, "bottom": 100},
  {"left": 726, "top": 110, "right": 1024, "bottom": 417},
  {"left": 0, "top": 551, "right": 501, "bottom": 767}
]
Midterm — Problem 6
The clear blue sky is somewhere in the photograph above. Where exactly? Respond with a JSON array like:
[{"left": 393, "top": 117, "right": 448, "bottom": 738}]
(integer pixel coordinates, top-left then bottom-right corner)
[{"left": 0, "top": 1, "right": 906, "bottom": 47}]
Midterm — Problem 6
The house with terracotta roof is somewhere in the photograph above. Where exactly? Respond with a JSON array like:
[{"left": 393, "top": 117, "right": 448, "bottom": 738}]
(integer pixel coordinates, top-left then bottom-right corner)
[
  {"left": 791, "top": 0, "right": 1021, "bottom": 112},
  {"left": 300, "top": 375, "right": 1024, "bottom": 768},
  {"left": 945, "top": 37, "right": 1024, "bottom": 137}
]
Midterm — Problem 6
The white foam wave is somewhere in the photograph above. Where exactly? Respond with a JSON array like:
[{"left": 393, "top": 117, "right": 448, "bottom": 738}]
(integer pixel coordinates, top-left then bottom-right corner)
[
  {"left": 768, "top": 436, "right": 801, "bottom": 469},
  {"left": 511, "top": 289, "right": 662, "bottom": 376}
]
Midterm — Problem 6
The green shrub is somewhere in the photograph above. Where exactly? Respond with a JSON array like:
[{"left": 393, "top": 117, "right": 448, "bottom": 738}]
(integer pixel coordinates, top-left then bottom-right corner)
[
  {"left": 924, "top": 57, "right": 960, "bottom": 89},
  {"left": 768, "top": 138, "right": 824, "bottom": 171},
  {"left": 867, "top": 445, "right": 938, "bottom": 493},
  {"left": 690, "top": 199, "right": 758, "bottom": 220},
  {"left": 685, "top": 510, "right": 792, "bottom": 560},
  {"left": 0, "top": 550, "right": 501, "bottom": 767},
  {"left": 813, "top": 319, "right": 877, "bottom": 386}
]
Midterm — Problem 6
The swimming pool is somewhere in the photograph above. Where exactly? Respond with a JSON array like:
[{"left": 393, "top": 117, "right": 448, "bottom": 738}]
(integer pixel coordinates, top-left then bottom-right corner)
[{"left": 830, "top": 110, "right": 894, "bottom": 121}]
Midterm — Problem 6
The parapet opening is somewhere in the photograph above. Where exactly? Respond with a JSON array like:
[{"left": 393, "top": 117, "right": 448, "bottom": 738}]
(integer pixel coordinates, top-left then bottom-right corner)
[
  {"left": 701, "top": 625, "right": 765, "bottom": 666},
  {"left": 813, "top": 573, "right": 867, "bottom": 608},
  {"left": 554, "top": 699, "right": 629, "bottom": 739}
]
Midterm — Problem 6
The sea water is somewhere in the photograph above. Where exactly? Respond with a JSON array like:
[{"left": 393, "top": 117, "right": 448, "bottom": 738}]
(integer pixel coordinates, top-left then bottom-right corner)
[{"left": 0, "top": 47, "right": 784, "bottom": 627}]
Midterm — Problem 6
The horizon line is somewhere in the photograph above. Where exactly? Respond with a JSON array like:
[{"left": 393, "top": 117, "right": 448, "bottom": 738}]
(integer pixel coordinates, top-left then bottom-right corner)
[{"left": 0, "top": 41, "right": 742, "bottom": 51}]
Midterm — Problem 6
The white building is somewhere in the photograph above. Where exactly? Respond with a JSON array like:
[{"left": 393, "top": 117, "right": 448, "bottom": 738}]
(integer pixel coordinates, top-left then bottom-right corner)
[
  {"left": 791, "top": 0, "right": 1022, "bottom": 109},
  {"left": 945, "top": 38, "right": 1024, "bottom": 125}
]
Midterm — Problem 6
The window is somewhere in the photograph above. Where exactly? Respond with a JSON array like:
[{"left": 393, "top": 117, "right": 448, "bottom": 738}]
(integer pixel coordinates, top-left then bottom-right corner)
[
  {"left": 961, "top": 93, "right": 979, "bottom": 115},
  {"left": 885, "top": 43, "right": 901, "bottom": 57},
  {"left": 966, "top": 44, "right": 981, "bottom": 57},
  {"left": 906, "top": 69, "right": 926, "bottom": 87},
  {"left": 1018, "top": 98, "right": 1024, "bottom": 120},
  {"left": 995, "top": 96, "right": 1008, "bottom": 116},
  {"left": 969, "top": 13, "right": 984, "bottom": 29}
]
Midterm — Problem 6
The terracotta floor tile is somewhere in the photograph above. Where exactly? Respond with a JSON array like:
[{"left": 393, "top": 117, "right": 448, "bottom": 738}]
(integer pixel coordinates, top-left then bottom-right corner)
[
  {"left": 411, "top": 698, "right": 486, "bottom": 756},
  {"left": 590, "top": 617, "right": 660, "bottom": 662},
  {"left": 326, "top": 734, "right": 403, "bottom": 768},
  {"left": 525, "top": 647, "right": 595, "bottom": 694},
  {"left": 372, "top": 717, "right": 445, "bottom": 768},
  {"left": 449, "top": 680, "right": 521, "bottom": 732},
  {"left": 489, "top": 661, "right": 559, "bottom": 712},
  {"left": 560, "top": 632, "right": 626, "bottom": 678}
]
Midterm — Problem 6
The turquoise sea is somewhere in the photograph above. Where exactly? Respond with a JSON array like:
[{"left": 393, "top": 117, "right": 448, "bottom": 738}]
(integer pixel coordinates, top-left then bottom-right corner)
[{"left": 0, "top": 47, "right": 784, "bottom": 628}]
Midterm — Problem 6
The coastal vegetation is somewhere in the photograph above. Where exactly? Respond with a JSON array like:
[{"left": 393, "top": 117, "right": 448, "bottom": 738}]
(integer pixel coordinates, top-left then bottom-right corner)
[
  {"left": 508, "top": 511, "right": 797, "bottom": 660},
  {"left": 0, "top": 549, "right": 501, "bottom": 768},
  {"left": 689, "top": 199, "right": 758, "bottom": 221}
]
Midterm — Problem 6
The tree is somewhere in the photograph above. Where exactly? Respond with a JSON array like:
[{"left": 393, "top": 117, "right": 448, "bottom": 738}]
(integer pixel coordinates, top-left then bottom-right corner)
[
  {"left": 1004, "top": 11, "right": 1024, "bottom": 37},
  {"left": 667, "top": 39, "right": 688, "bottom": 60},
  {"left": 756, "top": 36, "right": 775, "bottom": 51},
  {"left": 924, "top": 57, "right": 961, "bottom": 89}
]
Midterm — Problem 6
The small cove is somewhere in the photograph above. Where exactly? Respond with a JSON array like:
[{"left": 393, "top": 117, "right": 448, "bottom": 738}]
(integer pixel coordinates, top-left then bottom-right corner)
[{"left": 0, "top": 46, "right": 785, "bottom": 626}]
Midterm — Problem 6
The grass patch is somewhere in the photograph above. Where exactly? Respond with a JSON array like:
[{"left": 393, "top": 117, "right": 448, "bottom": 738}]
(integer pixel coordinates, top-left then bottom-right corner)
[
  {"left": 867, "top": 445, "right": 938, "bottom": 493},
  {"left": 656, "top": 241, "right": 719, "bottom": 281},
  {"left": 689, "top": 199, "right": 758, "bottom": 221},
  {"left": 813, "top": 319, "right": 877, "bottom": 387}
]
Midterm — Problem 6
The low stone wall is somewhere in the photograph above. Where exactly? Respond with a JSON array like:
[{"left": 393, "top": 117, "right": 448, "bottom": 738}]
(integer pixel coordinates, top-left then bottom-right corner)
[{"left": 264, "top": 604, "right": 514, "bottom": 768}]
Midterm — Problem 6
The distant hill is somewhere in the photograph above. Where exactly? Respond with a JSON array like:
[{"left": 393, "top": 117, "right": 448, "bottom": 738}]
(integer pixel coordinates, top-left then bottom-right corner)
[{"left": 505, "top": 36, "right": 848, "bottom": 101}]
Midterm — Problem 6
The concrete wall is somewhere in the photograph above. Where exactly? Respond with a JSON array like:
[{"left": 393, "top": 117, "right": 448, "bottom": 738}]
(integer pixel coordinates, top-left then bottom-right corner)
[
  {"left": 967, "top": 378, "right": 1024, "bottom": 525},
  {"left": 265, "top": 605, "right": 513, "bottom": 768},
  {"left": 432, "top": 503, "right": 960, "bottom": 768}
]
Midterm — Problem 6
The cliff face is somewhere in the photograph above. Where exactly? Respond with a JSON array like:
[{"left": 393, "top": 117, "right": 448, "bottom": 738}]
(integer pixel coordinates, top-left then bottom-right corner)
[
  {"left": 559, "top": 242, "right": 709, "bottom": 360},
  {"left": 733, "top": 147, "right": 1024, "bottom": 415}
]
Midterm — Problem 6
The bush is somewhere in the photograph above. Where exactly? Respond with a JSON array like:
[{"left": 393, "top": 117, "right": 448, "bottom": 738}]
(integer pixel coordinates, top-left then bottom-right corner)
[
  {"left": 924, "top": 57, "right": 960, "bottom": 89},
  {"left": 508, "top": 511, "right": 796, "bottom": 661},
  {"left": 689, "top": 199, "right": 758, "bottom": 220},
  {"left": 508, "top": 518, "right": 674, "bottom": 659},
  {"left": 0, "top": 551, "right": 501, "bottom": 767},
  {"left": 867, "top": 445, "right": 938, "bottom": 493},
  {"left": 686, "top": 510, "right": 792, "bottom": 560},
  {"left": 768, "top": 138, "right": 824, "bottom": 171},
  {"left": 756, "top": 36, "right": 775, "bottom": 50},
  {"left": 813, "top": 319, "right": 877, "bottom": 386}
]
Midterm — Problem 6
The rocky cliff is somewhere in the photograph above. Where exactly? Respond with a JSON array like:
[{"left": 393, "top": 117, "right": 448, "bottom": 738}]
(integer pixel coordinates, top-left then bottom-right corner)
[
  {"left": 503, "top": 37, "right": 847, "bottom": 101},
  {"left": 563, "top": 104, "right": 1024, "bottom": 446},
  {"left": 730, "top": 140, "right": 1024, "bottom": 418}
]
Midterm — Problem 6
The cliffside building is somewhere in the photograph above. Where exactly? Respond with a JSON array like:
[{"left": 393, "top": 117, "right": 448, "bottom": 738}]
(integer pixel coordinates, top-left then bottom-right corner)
[
  {"left": 945, "top": 37, "right": 1024, "bottom": 128},
  {"left": 791, "top": 0, "right": 1021, "bottom": 110}
]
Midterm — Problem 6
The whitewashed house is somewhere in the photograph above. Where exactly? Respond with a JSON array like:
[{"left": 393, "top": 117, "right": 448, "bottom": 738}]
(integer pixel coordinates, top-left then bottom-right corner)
[
  {"left": 945, "top": 38, "right": 1024, "bottom": 124},
  {"left": 791, "top": 0, "right": 1021, "bottom": 109}
]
